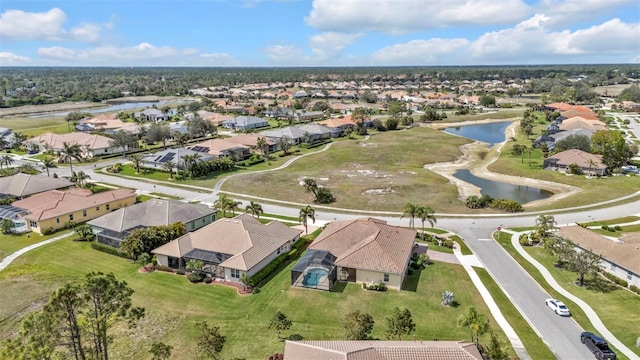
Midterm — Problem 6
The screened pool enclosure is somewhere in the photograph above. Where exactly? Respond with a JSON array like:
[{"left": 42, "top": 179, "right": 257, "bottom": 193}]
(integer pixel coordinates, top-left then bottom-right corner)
[{"left": 291, "top": 249, "right": 337, "bottom": 291}]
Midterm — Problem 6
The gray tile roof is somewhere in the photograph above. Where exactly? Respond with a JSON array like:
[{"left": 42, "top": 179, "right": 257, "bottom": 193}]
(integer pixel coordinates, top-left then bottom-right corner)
[
  {"left": 0, "top": 173, "right": 73, "bottom": 198},
  {"left": 259, "top": 126, "right": 306, "bottom": 140},
  {"left": 283, "top": 340, "right": 483, "bottom": 360},
  {"left": 309, "top": 218, "right": 416, "bottom": 274},
  {"left": 152, "top": 214, "right": 302, "bottom": 271},
  {"left": 87, "top": 199, "right": 215, "bottom": 232}
]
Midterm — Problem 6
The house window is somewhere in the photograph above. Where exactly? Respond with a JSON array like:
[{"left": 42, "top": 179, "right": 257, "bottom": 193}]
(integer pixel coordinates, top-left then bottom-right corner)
[
  {"left": 56, "top": 218, "right": 60, "bottom": 224},
  {"left": 29, "top": 221, "right": 37, "bottom": 228},
  {"left": 611, "top": 264, "right": 616, "bottom": 271},
  {"left": 96, "top": 206, "right": 100, "bottom": 211},
  {"left": 231, "top": 269, "right": 241, "bottom": 278},
  {"left": 69, "top": 214, "right": 74, "bottom": 221},
  {"left": 83, "top": 210, "right": 87, "bottom": 217},
  {"left": 628, "top": 272, "right": 633, "bottom": 281},
  {"left": 383, "top": 273, "right": 389, "bottom": 282},
  {"left": 277, "top": 248, "right": 281, "bottom": 254},
  {"left": 106, "top": 204, "right": 110, "bottom": 210},
  {"left": 104, "top": 149, "right": 108, "bottom": 153}
]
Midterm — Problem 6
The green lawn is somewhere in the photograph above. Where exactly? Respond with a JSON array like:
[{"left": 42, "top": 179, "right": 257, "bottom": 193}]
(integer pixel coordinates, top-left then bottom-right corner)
[
  {"left": 590, "top": 224, "right": 640, "bottom": 237},
  {"left": 579, "top": 216, "right": 640, "bottom": 227},
  {"left": 0, "top": 116, "right": 72, "bottom": 137},
  {"left": 0, "top": 238, "right": 511, "bottom": 359},
  {"left": 474, "top": 268, "right": 555, "bottom": 360},
  {"left": 495, "top": 232, "right": 638, "bottom": 359},
  {"left": 0, "top": 232, "right": 62, "bottom": 260},
  {"left": 442, "top": 108, "right": 526, "bottom": 123}
]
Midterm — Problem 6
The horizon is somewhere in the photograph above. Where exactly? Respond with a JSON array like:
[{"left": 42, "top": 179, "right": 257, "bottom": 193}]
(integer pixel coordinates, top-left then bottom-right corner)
[{"left": 1, "top": 0, "right": 639, "bottom": 67}]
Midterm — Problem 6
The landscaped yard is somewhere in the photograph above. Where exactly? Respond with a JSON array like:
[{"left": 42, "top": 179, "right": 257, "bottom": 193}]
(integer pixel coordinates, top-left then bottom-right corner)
[
  {"left": 0, "top": 231, "right": 66, "bottom": 261},
  {"left": 0, "top": 238, "right": 512, "bottom": 359},
  {"left": 495, "top": 231, "right": 639, "bottom": 359}
]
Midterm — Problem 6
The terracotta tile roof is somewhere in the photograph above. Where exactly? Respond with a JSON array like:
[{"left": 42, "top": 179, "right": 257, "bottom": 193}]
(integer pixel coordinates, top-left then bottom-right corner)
[
  {"left": 317, "top": 117, "right": 356, "bottom": 128},
  {"left": 560, "top": 109, "right": 599, "bottom": 121},
  {"left": 13, "top": 188, "right": 136, "bottom": 222},
  {"left": 557, "top": 226, "right": 640, "bottom": 274},
  {"left": 189, "top": 138, "right": 250, "bottom": 156},
  {"left": 152, "top": 214, "right": 302, "bottom": 271},
  {"left": 309, "top": 218, "right": 416, "bottom": 274},
  {"left": 283, "top": 340, "right": 483, "bottom": 360},
  {"left": 0, "top": 174, "right": 73, "bottom": 197},
  {"left": 26, "top": 132, "right": 115, "bottom": 150},
  {"left": 545, "top": 149, "right": 605, "bottom": 169},
  {"left": 224, "top": 133, "right": 275, "bottom": 147},
  {"left": 559, "top": 117, "right": 606, "bottom": 132},
  {"left": 87, "top": 199, "right": 215, "bottom": 232},
  {"left": 545, "top": 103, "right": 576, "bottom": 111}
]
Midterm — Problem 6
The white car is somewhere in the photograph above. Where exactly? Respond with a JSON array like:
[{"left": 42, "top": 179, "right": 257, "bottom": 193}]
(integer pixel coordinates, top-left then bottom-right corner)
[{"left": 545, "top": 298, "right": 571, "bottom": 316}]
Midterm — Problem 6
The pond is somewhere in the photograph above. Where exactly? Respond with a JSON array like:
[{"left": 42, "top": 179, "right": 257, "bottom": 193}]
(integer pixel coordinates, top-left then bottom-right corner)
[
  {"left": 443, "top": 121, "right": 512, "bottom": 146},
  {"left": 453, "top": 169, "right": 553, "bottom": 203},
  {"left": 29, "top": 99, "right": 194, "bottom": 118}
]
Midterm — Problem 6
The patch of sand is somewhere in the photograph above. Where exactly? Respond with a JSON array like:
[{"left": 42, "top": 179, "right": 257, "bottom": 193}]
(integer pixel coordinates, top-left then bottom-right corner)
[{"left": 424, "top": 120, "right": 582, "bottom": 208}]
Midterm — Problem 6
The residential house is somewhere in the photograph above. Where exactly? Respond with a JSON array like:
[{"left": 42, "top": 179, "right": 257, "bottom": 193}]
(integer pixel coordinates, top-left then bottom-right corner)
[
  {"left": 535, "top": 128, "right": 595, "bottom": 151},
  {"left": 223, "top": 133, "right": 277, "bottom": 154},
  {"left": 77, "top": 113, "right": 125, "bottom": 131},
  {"left": 283, "top": 340, "right": 482, "bottom": 360},
  {"left": 259, "top": 126, "right": 306, "bottom": 146},
  {"left": 317, "top": 116, "right": 356, "bottom": 133},
  {"left": 12, "top": 188, "right": 136, "bottom": 234},
  {"left": 264, "top": 107, "right": 294, "bottom": 120},
  {"left": 0, "top": 127, "right": 14, "bottom": 148},
  {"left": 221, "top": 116, "right": 269, "bottom": 131},
  {"left": 142, "top": 148, "right": 215, "bottom": 171},
  {"left": 543, "top": 149, "right": 606, "bottom": 175},
  {"left": 558, "top": 117, "right": 606, "bottom": 132},
  {"left": 292, "top": 90, "right": 308, "bottom": 98},
  {"left": 134, "top": 108, "right": 174, "bottom": 122},
  {"left": 294, "top": 110, "right": 325, "bottom": 122},
  {"left": 152, "top": 214, "right": 303, "bottom": 282},
  {"left": 296, "top": 123, "right": 341, "bottom": 141},
  {"left": 293, "top": 218, "right": 416, "bottom": 291},
  {"left": 88, "top": 199, "right": 216, "bottom": 247},
  {"left": 0, "top": 173, "right": 73, "bottom": 199},
  {"left": 557, "top": 226, "right": 640, "bottom": 288},
  {"left": 189, "top": 138, "right": 251, "bottom": 160},
  {"left": 25, "top": 132, "right": 125, "bottom": 157}
]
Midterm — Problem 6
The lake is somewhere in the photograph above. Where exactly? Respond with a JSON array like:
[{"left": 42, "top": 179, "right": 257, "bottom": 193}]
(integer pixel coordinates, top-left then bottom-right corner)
[
  {"left": 29, "top": 99, "right": 194, "bottom": 118},
  {"left": 443, "top": 121, "right": 513, "bottom": 146},
  {"left": 453, "top": 169, "right": 552, "bottom": 203}
]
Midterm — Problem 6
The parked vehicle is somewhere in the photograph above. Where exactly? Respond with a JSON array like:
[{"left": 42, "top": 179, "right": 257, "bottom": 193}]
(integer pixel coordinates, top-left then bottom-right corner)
[
  {"left": 621, "top": 165, "right": 639, "bottom": 174},
  {"left": 581, "top": 332, "right": 617, "bottom": 360},
  {"left": 545, "top": 298, "right": 571, "bottom": 316}
]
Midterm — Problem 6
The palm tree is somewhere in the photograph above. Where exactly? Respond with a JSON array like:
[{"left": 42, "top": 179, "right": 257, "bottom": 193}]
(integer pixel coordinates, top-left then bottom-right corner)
[
  {"left": 0, "top": 137, "right": 8, "bottom": 150},
  {"left": 0, "top": 155, "right": 13, "bottom": 170},
  {"left": 174, "top": 132, "right": 189, "bottom": 147},
  {"left": 71, "top": 171, "right": 91, "bottom": 189},
  {"left": 245, "top": 201, "right": 264, "bottom": 219},
  {"left": 256, "top": 137, "right": 269, "bottom": 157},
  {"left": 457, "top": 306, "right": 490, "bottom": 346},
  {"left": 12, "top": 132, "right": 26, "bottom": 149},
  {"left": 303, "top": 178, "right": 319, "bottom": 197},
  {"left": 40, "top": 156, "right": 56, "bottom": 177},
  {"left": 416, "top": 206, "right": 437, "bottom": 240},
  {"left": 535, "top": 214, "right": 557, "bottom": 238},
  {"left": 214, "top": 194, "right": 234, "bottom": 218},
  {"left": 401, "top": 203, "right": 419, "bottom": 229},
  {"left": 129, "top": 154, "right": 144, "bottom": 174},
  {"left": 587, "top": 158, "right": 597, "bottom": 176},
  {"left": 299, "top": 205, "right": 316, "bottom": 235},
  {"left": 58, "top": 142, "right": 83, "bottom": 175},
  {"left": 162, "top": 159, "right": 176, "bottom": 179}
]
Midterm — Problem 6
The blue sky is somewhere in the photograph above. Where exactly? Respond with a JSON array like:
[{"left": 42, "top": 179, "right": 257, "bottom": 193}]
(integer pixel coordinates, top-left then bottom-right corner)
[{"left": 1, "top": 0, "right": 639, "bottom": 66}]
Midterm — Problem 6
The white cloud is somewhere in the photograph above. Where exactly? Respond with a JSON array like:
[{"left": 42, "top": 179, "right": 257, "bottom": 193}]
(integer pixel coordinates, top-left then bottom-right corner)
[
  {"left": 199, "top": 52, "right": 236, "bottom": 65},
  {"left": 371, "top": 38, "right": 469, "bottom": 65},
  {"left": 469, "top": 15, "right": 639, "bottom": 62},
  {"left": 309, "top": 32, "right": 361, "bottom": 61},
  {"left": 305, "top": 0, "right": 531, "bottom": 34},
  {"left": 0, "top": 8, "right": 109, "bottom": 42},
  {"left": 262, "top": 45, "right": 305, "bottom": 64},
  {"left": 535, "top": 0, "right": 637, "bottom": 28},
  {"left": 0, "top": 52, "right": 32, "bottom": 65},
  {"left": 0, "top": 8, "right": 67, "bottom": 40},
  {"left": 37, "top": 43, "right": 194, "bottom": 64}
]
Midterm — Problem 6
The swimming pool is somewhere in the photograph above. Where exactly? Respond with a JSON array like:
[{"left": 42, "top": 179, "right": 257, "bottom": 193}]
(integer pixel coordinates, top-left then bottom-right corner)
[{"left": 302, "top": 268, "right": 328, "bottom": 287}]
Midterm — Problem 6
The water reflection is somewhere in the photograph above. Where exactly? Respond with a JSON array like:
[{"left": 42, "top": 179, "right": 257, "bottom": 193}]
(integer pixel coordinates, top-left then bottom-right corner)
[
  {"left": 453, "top": 169, "right": 552, "bottom": 203},
  {"left": 443, "top": 121, "right": 512, "bottom": 146}
]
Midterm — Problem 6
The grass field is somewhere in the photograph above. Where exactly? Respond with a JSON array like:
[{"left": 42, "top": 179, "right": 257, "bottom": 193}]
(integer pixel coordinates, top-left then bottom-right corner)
[
  {"left": 0, "top": 116, "right": 72, "bottom": 137},
  {"left": 0, "top": 232, "right": 63, "bottom": 260},
  {"left": 495, "top": 232, "right": 639, "bottom": 359},
  {"left": 0, "top": 238, "right": 512, "bottom": 359}
]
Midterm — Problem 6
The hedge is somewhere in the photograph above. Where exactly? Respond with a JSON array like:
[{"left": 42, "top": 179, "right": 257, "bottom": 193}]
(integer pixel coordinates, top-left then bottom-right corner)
[
  {"left": 187, "top": 272, "right": 205, "bottom": 283},
  {"left": 601, "top": 271, "right": 628, "bottom": 287},
  {"left": 249, "top": 238, "right": 311, "bottom": 287},
  {"left": 630, "top": 285, "right": 640, "bottom": 295},
  {"left": 91, "top": 242, "right": 129, "bottom": 259}
]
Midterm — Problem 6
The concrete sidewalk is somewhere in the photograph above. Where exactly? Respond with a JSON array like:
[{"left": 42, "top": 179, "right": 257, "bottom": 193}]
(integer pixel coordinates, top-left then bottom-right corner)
[
  {"left": 452, "top": 244, "right": 531, "bottom": 360},
  {"left": 0, "top": 232, "right": 74, "bottom": 271},
  {"left": 510, "top": 231, "right": 640, "bottom": 360}
]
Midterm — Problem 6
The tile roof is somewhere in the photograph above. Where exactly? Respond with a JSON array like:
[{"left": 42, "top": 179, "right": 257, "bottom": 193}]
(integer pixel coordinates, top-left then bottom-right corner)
[
  {"left": 189, "top": 139, "right": 250, "bottom": 156},
  {"left": 260, "top": 126, "right": 306, "bottom": 139},
  {"left": 557, "top": 226, "right": 640, "bottom": 275},
  {"left": 0, "top": 173, "right": 73, "bottom": 197},
  {"left": 13, "top": 188, "right": 136, "bottom": 222},
  {"left": 283, "top": 340, "right": 483, "bottom": 360},
  {"left": 545, "top": 149, "right": 605, "bottom": 169},
  {"left": 152, "top": 214, "right": 302, "bottom": 271},
  {"left": 87, "top": 199, "right": 215, "bottom": 232},
  {"left": 26, "top": 132, "right": 115, "bottom": 150},
  {"left": 224, "top": 133, "right": 275, "bottom": 147},
  {"left": 318, "top": 117, "right": 356, "bottom": 128},
  {"left": 309, "top": 218, "right": 416, "bottom": 274},
  {"left": 559, "top": 117, "right": 606, "bottom": 132}
]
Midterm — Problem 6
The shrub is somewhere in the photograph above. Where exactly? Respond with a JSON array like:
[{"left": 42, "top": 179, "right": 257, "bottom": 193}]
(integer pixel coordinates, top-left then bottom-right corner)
[
  {"left": 568, "top": 163, "right": 583, "bottom": 175},
  {"left": 41, "top": 227, "right": 56, "bottom": 235},
  {"left": 441, "top": 290, "right": 455, "bottom": 306},
  {"left": 90, "top": 242, "right": 129, "bottom": 259},
  {"left": 363, "top": 282, "right": 387, "bottom": 291},
  {"left": 630, "top": 285, "right": 640, "bottom": 295},
  {"left": 204, "top": 277, "right": 212, "bottom": 284},
  {"left": 187, "top": 272, "right": 205, "bottom": 283},
  {"left": 176, "top": 269, "right": 185, "bottom": 275},
  {"left": 519, "top": 234, "right": 531, "bottom": 246},
  {"left": 608, "top": 227, "right": 616, "bottom": 232},
  {"left": 155, "top": 265, "right": 173, "bottom": 272},
  {"left": 601, "top": 271, "right": 628, "bottom": 287},
  {"left": 601, "top": 225, "right": 609, "bottom": 231},
  {"left": 65, "top": 221, "right": 76, "bottom": 230},
  {"left": 443, "top": 239, "right": 454, "bottom": 248},
  {"left": 410, "top": 262, "right": 421, "bottom": 270},
  {"left": 614, "top": 225, "right": 622, "bottom": 231}
]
